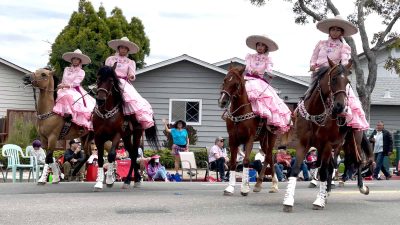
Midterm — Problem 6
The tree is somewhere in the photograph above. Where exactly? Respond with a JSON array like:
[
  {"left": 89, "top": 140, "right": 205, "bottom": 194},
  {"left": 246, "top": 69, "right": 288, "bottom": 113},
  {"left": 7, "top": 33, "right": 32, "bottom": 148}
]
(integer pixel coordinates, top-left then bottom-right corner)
[
  {"left": 250, "top": 0, "right": 400, "bottom": 119},
  {"left": 49, "top": 0, "right": 150, "bottom": 88}
]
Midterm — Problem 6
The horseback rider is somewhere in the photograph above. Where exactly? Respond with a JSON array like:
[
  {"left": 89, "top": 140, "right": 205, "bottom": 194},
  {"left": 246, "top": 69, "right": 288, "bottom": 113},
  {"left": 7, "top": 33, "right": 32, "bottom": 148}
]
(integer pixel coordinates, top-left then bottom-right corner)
[
  {"left": 309, "top": 15, "right": 369, "bottom": 131},
  {"left": 105, "top": 37, "right": 154, "bottom": 129},
  {"left": 244, "top": 35, "right": 291, "bottom": 133},
  {"left": 53, "top": 49, "right": 96, "bottom": 130}
]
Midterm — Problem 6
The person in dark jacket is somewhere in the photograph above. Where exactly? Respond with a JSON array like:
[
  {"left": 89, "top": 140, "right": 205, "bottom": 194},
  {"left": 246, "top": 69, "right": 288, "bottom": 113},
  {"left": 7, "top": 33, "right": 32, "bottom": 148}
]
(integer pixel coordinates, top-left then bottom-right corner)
[
  {"left": 369, "top": 121, "right": 393, "bottom": 180},
  {"left": 63, "top": 139, "right": 85, "bottom": 181}
]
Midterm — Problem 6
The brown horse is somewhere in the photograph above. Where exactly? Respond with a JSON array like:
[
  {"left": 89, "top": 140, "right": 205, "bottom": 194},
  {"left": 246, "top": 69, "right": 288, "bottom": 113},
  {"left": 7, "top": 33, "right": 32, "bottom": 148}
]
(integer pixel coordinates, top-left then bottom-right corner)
[
  {"left": 218, "top": 66, "right": 281, "bottom": 196},
  {"left": 282, "top": 59, "right": 372, "bottom": 212},
  {"left": 23, "top": 68, "right": 93, "bottom": 184},
  {"left": 92, "top": 65, "right": 160, "bottom": 190}
]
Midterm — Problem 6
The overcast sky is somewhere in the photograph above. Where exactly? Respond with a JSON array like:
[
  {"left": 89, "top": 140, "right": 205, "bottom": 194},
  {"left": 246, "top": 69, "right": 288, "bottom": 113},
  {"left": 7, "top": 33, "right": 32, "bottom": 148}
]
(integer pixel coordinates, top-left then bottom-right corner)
[{"left": 0, "top": 0, "right": 398, "bottom": 75}]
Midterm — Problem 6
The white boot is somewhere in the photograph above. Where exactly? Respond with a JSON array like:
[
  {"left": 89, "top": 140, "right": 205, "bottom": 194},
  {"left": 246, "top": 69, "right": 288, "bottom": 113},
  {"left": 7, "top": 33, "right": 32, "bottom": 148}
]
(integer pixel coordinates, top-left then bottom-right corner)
[
  {"left": 94, "top": 168, "right": 104, "bottom": 190},
  {"left": 106, "top": 162, "right": 116, "bottom": 185},
  {"left": 283, "top": 177, "right": 297, "bottom": 207},
  {"left": 313, "top": 181, "right": 327, "bottom": 209},
  {"left": 224, "top": 171, "right": 236, "bottom": 195},
  {"left": 50, "top": 163, "right": 60, "bottom": 184},
  {"left": 37, "top": 164, "right": 49, "bottom": 185},
  {"left": 241, "top": 168, "right": 250, "bottom": 196}
]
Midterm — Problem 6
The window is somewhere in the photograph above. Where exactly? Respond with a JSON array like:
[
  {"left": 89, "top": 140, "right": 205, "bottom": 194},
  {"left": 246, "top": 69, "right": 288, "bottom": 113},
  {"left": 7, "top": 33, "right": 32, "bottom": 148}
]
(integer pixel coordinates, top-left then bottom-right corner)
[{"left": 169, "top": 99, "right": 202, "bottom": 125}]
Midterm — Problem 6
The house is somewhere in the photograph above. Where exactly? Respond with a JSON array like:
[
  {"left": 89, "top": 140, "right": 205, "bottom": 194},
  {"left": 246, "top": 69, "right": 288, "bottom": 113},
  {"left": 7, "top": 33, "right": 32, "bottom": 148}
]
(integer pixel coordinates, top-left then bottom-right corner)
[{"left": 135, "top": 53, "right": 400, "bottom": 148}]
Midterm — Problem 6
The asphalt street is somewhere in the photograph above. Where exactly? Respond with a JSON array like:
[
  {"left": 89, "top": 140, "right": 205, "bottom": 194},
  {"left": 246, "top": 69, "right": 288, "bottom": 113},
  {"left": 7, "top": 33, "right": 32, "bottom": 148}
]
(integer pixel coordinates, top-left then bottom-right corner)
[{"left": 0, "top": 180, "right": 399, "bottom": 225}]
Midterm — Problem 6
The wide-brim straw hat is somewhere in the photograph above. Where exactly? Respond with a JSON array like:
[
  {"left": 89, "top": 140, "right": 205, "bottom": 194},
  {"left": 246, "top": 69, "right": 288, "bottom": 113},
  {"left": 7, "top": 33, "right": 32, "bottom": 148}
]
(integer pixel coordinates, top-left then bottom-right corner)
[
  {"left": 316, "top": 15, "right": 358, "bottom": 37},
  {"left": 246, "top": 35, "right": 279, "bottom": 52},
  {"left": 108, "top": 37, "right": 139, "bottom": 54},
  {"left": 62, "top": 49, "right": 91, "bottom": 65}
]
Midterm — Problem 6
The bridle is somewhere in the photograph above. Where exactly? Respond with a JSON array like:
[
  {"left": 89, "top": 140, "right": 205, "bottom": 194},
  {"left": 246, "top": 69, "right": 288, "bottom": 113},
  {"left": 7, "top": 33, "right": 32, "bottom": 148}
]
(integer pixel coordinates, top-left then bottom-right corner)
[
  {"left": 297, "top": 64, "right": 349, "bottom": 126},
  {"left": 220, "top": 72, "right": 254, "bottom": 123},
  {"left": 94, "top": 80, "right": 121, "bottom": 119}
]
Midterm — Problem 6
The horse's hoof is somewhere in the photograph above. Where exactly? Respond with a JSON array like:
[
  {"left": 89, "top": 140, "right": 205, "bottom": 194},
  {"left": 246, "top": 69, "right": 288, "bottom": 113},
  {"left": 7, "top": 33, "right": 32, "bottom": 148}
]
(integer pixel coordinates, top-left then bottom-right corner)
[
  {"left": 269, "top": 188, "right": 279, "bottom": 193},
  {"left": 121, "top": 184, "right": 130, "bottom": 189},
  {"left": 253, "top": 186, "right": 262, "bottom": 192},
  {"left": 241, "top": 191, "right": 249, "bottom": 196},
  {"left": 106, "top": 183, "right": 114, "bottom": 188},
  {"left": 223, "top": 191, "right": 234, "bottom": 196},
  {"left": 359, "top": 186, "right": 369, "bottom": 195},
  {"left": 283, "top": 205, "right": 293, "bottom": 213},
  {"left": 37, "top": 182, "right": 46, "bottom": 185},
  {"left": 133, "top": 182, "right": 141, "bottom": 188},
  {"left": 93, "top": 187, "right": 103, "bottom": 192},
  {"left": 312, "top": 204, "right": 325, "bottom": 210},
  {"left": 308, "top": 183, "right": 317, "bottom": 188},
  {"left": 339, "top": 181, "right": 345, "bottom": 187}
]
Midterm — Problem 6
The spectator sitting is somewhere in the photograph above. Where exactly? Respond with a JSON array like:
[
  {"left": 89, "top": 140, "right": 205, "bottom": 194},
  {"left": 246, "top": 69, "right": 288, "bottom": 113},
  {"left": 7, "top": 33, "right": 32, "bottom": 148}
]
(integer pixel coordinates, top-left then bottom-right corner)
[
  {"left": 274, "top": 146, "right": 291, "bottom": 182},
  {"left": 116, "top": 140, "right": 129, "bottom": 160},
  {"left": 251, "top": 146, "right": 265, "bottom": 175},
  {"left": 288, "top": 157, "right": 310, "bottom": 181},
  {"left": 27, "top": 140, "right": 46, "bottom": 165},
  {"left": 87, "top": 142, "right": 98, "bottom": 165},
  {"left": 63, "top": 139, "right": 85, "bottom": 181},
  {"left": 209, "top": 137, "right": 230, "bottom": 181},
  {"left": 146, "top": 155, "right": 169, "bottom": 182}
]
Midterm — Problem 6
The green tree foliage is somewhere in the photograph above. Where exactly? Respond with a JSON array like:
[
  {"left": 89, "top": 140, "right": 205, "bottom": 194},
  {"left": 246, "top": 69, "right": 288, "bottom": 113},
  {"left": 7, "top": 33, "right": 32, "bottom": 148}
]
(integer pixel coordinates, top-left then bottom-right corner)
[
  {"left": 49, "top": 0, "right": 150, "bottom": 88},
  {"left": 249, "top": 0, "right": 400, "bottom": 119}
]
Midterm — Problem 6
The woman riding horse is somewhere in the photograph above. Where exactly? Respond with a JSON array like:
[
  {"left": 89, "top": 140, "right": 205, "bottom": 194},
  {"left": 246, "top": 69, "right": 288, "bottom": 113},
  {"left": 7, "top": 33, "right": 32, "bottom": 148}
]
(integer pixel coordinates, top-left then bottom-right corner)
[{"left": 53, "top": 49, "right": 96, "bottom": 131}]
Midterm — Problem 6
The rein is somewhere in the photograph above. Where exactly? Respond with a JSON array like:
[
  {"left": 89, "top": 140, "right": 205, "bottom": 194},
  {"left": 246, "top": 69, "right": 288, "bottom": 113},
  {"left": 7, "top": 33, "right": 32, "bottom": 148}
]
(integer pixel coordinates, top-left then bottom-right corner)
[{"left": 297, "top": 65, "right": 349, "bottom": 127}]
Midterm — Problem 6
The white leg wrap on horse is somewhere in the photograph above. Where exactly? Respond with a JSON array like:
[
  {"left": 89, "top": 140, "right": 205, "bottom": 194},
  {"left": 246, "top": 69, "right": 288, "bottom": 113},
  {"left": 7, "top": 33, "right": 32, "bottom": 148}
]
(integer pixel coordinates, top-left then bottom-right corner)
[
  {"left": 272, "top": 173, "right": 279, "bottom": 190},
  {"left": 94, "top": 167, "right": 104, "bottom": 189},
  {"left": 224, "top": 171, "right": 236, "bottom": 193},
  {"left": 283, "top": 177, "right": 297, "bottom": 206},
  {"left": 311, "top": 179, "right": 319, "bottom": 186},
  {"left": 38, "top": 164, "right": 49, "bottom": 184},
  {"left": 50, "top": 163, "right": 60, "bottom": 183},
  {"left": 106, "top": 163, "right": 115, "bottom": 185},
  {"left": 313, "top": 181, "right": 327, "bottom": 207},
  {"left": 241, "top": 168, "right": 250, "bottom": 194}
]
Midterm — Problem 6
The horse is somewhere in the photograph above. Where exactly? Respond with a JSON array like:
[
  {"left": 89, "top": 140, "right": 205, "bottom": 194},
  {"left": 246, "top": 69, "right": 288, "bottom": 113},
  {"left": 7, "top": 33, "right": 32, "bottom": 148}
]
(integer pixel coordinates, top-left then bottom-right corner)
[
  {"left": 92, "top": 65, "right": 160, "bottom": 190},
  {"left": 218, "top": 66, "right": 282, "bottom": 196},
  {"left": 282, "top": 58, "right": 372, "bottom": 212},
  {"left": 22, "top": 68, "right": 93, "bottom": 184}
]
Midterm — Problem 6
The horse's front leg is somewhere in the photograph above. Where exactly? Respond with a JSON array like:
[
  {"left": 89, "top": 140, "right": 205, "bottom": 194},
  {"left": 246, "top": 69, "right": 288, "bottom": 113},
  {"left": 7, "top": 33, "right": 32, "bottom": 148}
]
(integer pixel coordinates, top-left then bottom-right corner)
[
  {"left": 312, "top": 146, "right": 331, "bottom": 210},
  {"left": 105, "top": 135, "right": 121, "bottom": 187},
  {"left": 38, "top": 135, "right": 57, "bottom": 185},
  {"left": 94, "top": 137, "right": 106, "bottom": 191},
  {"left": 240, "top": 141, "right": 254, "bottom": 196},
  {"left": 224, "top": 141, "right": 238, "bottom": 196}
]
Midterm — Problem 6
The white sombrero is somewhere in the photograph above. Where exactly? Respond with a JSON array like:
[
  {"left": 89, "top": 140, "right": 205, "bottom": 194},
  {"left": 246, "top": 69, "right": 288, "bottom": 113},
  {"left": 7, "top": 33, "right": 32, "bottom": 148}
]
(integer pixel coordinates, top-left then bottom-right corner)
[
  {"left": 108, "top": 37, "right": 139, "bottom": 54},
  {"left": 62, "top": 49, "right": 91, "bottom": 65},
  {"left": 246, "top": 35, "right": 279, "bottom": 52},
  {"left": 316, "top": 15, "right": 358, "bottom": 37}
]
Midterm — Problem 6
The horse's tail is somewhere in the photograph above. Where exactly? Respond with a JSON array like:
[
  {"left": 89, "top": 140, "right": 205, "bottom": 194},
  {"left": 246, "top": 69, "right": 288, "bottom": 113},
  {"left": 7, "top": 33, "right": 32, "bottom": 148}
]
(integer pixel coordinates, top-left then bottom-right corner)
[
  {"left": 361, "top": 131, "right": 373, "bottom": 162},
  {"left": 145, "top": 117, "right": 161, "bottom": 151}
]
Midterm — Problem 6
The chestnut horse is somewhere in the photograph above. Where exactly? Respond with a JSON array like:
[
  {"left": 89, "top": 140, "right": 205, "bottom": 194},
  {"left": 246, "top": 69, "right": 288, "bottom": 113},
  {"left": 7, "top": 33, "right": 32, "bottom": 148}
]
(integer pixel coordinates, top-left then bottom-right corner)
[
  {"left": 283, "top": 59, "right": 372, "bottom": 212},
  {"left": 23, "top": 68, "right": 93, "bottom": 184},
  {"left": 218, "top": 66, "right": 282, "bottom": 196},
  {"left": 92, "top": 65, "right": 160, "bottom": 190}
]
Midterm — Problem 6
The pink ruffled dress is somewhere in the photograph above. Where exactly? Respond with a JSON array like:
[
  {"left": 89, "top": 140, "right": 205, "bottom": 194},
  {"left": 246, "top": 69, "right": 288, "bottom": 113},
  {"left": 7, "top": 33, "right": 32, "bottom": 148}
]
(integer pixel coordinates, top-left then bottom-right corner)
[
  {"left": 310, "top": 38, "right": 369, "bottom": 130},
  {"left": 105, "top": 54, "right": 154, "bottom": 129},
  {"left": 244, "top": 53, "right": 291, "bottom": 133},
  {"left": 53, "top": 66, "right": 96, "bottom": 130}
]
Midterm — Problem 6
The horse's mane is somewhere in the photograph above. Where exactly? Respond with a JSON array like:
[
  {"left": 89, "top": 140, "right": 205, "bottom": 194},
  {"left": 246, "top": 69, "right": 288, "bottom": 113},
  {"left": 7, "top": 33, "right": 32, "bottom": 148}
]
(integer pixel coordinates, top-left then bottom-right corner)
[
  {"left": 304, "top": 64, "right": 346, "bottom": 101},
  {"left": 97, "top": 66, "right": 124, "bottom": 102}
]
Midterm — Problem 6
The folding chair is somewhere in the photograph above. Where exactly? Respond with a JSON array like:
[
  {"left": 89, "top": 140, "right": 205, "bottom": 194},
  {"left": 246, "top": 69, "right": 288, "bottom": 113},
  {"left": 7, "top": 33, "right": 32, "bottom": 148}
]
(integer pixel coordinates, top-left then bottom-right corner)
[{"left": 179, "top": 151, "right": 207, "bottom": 182}]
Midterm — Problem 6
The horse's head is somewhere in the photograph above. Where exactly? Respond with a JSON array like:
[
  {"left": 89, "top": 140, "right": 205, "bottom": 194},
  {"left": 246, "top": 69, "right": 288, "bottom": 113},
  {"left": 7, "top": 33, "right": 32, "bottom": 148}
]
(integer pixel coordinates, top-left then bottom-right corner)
[
  {"left": 319, "top": 58, "right": 352, "bottom": 116},
  {"left": 218, "top": 66, "right": 246, "bottom": 108},
  {"left": 23, "top": 68, "right": 55, "bottom": 90},
  {"left": 95, "top": 65, "right": 121, "bottom": 107}
]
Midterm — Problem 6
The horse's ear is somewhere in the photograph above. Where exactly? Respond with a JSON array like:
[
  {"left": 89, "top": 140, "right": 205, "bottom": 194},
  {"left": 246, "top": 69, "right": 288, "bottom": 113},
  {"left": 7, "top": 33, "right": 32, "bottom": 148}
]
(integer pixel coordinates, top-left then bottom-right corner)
[
  {"left": 345, "top": 59, "right": 353, "bottom": 72},
  {"left": 228, "top": 61, "right": 233, "bottom": 70},
  {"left": 327, "top": 57, "right": 335, "bottom": 67},
  {"left": 49, "top": 70, "right": 56, "bottom": 76},
  {"left": 239, "top": 66, "right": 245, "bottom": 75},
  {"left": 112, "top": 62, "right": 117, "bottom": 70}
]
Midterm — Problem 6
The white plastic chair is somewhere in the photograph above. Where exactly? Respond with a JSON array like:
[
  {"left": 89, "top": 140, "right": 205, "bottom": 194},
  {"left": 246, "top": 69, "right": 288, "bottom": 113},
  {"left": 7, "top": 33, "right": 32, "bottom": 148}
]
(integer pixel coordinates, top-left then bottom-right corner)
[
  {"left": 179, "top": 151, "right": 207, "bottom": 182},
  {"left": 2, "top": 144, "right": 36, "bottom": 183}
]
